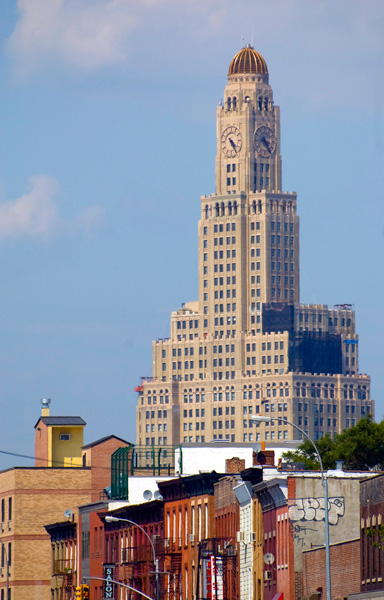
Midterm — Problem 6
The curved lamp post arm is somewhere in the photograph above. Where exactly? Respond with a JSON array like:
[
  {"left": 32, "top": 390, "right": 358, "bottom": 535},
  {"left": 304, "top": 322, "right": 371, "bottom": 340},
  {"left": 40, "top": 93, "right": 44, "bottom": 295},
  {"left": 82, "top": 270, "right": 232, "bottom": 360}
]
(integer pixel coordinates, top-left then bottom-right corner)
[
  {"left": 83, "top": 576, "right": 154, "bottom": 600},
  {"left": 105, "top": 515, "right": 159, "bottom": 600},
  {"left": 105, "top": 516, "right": 156, "bottom": 565}
]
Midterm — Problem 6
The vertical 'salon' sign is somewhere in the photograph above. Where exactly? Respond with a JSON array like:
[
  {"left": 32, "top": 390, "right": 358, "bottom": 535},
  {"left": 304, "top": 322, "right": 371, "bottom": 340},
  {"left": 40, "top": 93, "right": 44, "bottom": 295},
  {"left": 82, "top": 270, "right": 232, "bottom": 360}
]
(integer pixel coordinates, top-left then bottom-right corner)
[{"left": 103, "top": 564, "right": 116, "bottom": 599}]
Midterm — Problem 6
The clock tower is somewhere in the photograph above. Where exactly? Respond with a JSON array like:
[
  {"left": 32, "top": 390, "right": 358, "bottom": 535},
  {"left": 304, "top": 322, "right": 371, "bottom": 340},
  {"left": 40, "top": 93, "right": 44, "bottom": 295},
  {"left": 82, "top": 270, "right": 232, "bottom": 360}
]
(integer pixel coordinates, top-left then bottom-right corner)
[
  {"left": 135, "top": 46, "right": 373, "bottom": 450},
  {"left": 216, "top": 45, "right": 282, "bottom": 196}
]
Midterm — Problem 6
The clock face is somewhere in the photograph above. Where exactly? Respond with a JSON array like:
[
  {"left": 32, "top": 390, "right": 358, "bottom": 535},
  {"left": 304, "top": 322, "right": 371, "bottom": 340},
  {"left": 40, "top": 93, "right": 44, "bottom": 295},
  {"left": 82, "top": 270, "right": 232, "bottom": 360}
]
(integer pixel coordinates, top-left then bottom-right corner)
[
  {"left": 254, "top": 126, "right": 277, "bottom": 157},
  {"left": 221, "top": 126, "right": 242, "bottom": 158}
]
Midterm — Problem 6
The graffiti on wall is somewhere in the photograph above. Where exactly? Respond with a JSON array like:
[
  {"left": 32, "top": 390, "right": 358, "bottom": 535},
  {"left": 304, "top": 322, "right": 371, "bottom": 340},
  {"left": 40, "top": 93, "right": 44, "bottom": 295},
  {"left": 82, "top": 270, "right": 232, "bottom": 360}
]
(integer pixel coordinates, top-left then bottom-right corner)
[{"left": 288, "top": 496, "right": 345, "bottom": 526}]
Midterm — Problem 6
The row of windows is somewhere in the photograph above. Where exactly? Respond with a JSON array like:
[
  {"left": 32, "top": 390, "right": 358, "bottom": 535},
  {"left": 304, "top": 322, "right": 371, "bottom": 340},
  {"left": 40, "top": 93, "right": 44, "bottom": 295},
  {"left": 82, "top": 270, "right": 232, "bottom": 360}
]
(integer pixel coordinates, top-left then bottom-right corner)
[
  {"left": 146, "top": 437, "right": 168, "bottom": 445},
  {"left": 213, "top": 420, "right": 236, "bottom": 429},
  {"left": 176, "top": 320, "right": 199, "bottom": 330},
  {"left": 213, "top": 406, "right": 235, "bottom": 416},
  {"left": 271, "top": 248, "right": 294, "bottom": 258},
  {"left": 271, "top": 235, "right": 294, "bottom": 245},
  {"left": 243, "top": 431, "right": 288, "bottom": 442},
  {"left": 213, "top": 249, "right": 236, "bottom": 258},
  {"left": 146, "top": 395, "right": 169, "bottom": 405},
  {"left": 173, "top": 361, "right": 195, "bottom": 370},
  {"left": 146, "top": 423, "right": 168, "bottom": 432},
  {"left": 145, "top": 410, "right": 168, "bottom": 419},
  {"left": 204, "top": 276, "right": 237, "bottom": 287},
  {"left": 270, "top": 262, "right": 294, "bottom": 271},
  {"left": 213, "top": 371, "right": 236, "bottom": 380},
  {"left": 184, "top": 422, "right": 206, "bottom": 430},
  {"left": 184, "top": 408, "right": 206, "bottom": 417},
  {"left": 271, "top": 275, "right": 294, "bottom": 285},
  {"left": 213, "top": 263, "right": 237, "bottom": 272},
  {"left": 271, "top": 289, "right": 295, "bottom": 299},
  {"left": 271, "top": 221, "right": 294, "bottom": 232},
  {"left": 213, "top": 358, "right": 235, "bottom": 367}
]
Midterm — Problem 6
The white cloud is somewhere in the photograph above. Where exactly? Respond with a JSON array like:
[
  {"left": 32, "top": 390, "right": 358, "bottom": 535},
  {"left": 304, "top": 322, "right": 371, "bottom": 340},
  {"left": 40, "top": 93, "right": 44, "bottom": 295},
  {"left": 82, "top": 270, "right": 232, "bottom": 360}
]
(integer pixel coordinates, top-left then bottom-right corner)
[
  {"left": 0, "top": 175, "right": 104, "bottom": 240},
  {"left": 6, "top": 0, "right": 139, "bottom": 76}
]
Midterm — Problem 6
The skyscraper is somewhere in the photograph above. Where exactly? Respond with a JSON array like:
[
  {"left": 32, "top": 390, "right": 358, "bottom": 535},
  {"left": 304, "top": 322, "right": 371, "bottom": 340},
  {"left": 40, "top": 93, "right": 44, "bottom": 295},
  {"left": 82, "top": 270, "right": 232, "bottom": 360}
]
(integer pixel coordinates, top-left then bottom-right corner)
[{"left": 135, "top": 46, "right": 373, "bottom": 447}]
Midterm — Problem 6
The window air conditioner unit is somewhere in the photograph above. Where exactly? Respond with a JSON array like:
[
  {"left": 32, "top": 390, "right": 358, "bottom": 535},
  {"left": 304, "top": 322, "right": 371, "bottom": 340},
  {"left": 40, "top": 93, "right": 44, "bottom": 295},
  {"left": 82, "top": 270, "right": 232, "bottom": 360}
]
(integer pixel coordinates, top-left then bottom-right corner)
[
  {"left": 0, "top": 568, "right": 3, "bottom": 577},
  {"left": 189, "top": 534, "right": 195, "bottom": 543},
  {"left": 250, "top": 532, "right": 257, "bottom": 542},
  {"left": 164, "top": 539, "right": 170, "bottom": 548},
  {"left": 236, "top": 531, "right": 246, "bottom": 543},
  {"left": 7, "top": 522, "right": 11, "bottom": 531},
  {"left": 0, "top": 523, "right": 4, "bottom": 532},
  {"left": 264, "top": 571, "right": 272, "bottom": 581}
]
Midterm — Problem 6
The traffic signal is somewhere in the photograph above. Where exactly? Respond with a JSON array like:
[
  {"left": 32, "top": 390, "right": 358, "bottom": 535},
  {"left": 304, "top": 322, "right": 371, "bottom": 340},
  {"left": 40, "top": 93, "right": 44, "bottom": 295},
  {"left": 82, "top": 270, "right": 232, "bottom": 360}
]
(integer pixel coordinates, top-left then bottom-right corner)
[
  {"left": 75, "top": 586, "right": 83, "bottom": 600},
  {"left": 75, "top": 585, "right": 90, "bottom": 600}
]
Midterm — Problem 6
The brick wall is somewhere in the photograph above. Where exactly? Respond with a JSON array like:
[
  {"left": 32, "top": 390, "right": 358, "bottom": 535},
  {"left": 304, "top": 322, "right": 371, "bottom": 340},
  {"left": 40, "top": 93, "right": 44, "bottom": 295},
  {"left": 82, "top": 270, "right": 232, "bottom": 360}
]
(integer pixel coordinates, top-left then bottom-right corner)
[
  {"left": 226, "top": 457, "right": 245, "bottom": 473},
  {"left": 302, "top": 538, "right": 360, "bottom": 599}
]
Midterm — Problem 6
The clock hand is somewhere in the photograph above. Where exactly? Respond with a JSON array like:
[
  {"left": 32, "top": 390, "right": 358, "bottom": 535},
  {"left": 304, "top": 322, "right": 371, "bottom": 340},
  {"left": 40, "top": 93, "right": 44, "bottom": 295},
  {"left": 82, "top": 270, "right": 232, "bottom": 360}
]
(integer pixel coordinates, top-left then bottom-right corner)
[
  {"left": 229, "top": 137, "right": 236, "bottom": 150},
  {"left": 261, "top": 137, "right": 270, "bottom": 152}
]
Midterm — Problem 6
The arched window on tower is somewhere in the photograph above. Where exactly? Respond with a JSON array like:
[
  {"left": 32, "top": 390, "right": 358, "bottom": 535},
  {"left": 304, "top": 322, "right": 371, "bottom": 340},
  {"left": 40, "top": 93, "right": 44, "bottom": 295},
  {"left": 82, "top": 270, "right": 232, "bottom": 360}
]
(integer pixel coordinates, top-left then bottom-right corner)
[
  {"left": 252, "top": 200, "right": 257, "bottom": 215},
  {"left": 258, "top": 97, "right": 263, "bottom": 111},
  {"left": 264, "top": 97, "right": 269, "bottom": 111},
  {"left": 215, "top": 203, "right": 220, "bottom": 217},
  {"left": 221, "top": 202, "right": 225, "bottom": 216},
  {"left": 232, "top": 97, "right": 237, "bottom": 109},
  {"left": 227, "top": 97, "right": 231, "bottom": 110},
  {"left": 228, "top": 201, "right": 232, "bottom": 216},
  {"left": 233, "top": 201, "right": 238, "bottom": 216},
  {"left": 258, "top": 200, "right": 262, "bottom": 214},
  {"left": 205, "top": 205, "right": 210, "bottom": 219}
]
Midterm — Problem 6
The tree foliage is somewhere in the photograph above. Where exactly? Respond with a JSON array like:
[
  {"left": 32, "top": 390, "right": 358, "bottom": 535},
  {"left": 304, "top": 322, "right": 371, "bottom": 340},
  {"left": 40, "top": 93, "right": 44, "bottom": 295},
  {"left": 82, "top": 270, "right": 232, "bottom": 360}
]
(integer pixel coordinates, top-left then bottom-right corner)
[{"left": 282, "top": 415, "right": 384, "bottom": 471}]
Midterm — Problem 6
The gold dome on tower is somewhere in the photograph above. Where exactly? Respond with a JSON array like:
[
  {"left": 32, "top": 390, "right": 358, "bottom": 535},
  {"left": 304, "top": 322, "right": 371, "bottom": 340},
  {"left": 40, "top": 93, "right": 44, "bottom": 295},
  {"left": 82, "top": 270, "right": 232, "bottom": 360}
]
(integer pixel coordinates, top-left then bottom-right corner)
[{"left": 228, "top": 44, "right": 268, "bottom": 75}]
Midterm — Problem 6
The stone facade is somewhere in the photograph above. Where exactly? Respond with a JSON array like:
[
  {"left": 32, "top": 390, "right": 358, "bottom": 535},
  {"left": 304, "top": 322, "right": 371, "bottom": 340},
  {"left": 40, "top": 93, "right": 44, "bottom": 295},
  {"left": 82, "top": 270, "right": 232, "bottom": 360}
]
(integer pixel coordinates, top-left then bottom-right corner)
[{"left": 135, "top": 45, "right": 373, "bottom": 449}]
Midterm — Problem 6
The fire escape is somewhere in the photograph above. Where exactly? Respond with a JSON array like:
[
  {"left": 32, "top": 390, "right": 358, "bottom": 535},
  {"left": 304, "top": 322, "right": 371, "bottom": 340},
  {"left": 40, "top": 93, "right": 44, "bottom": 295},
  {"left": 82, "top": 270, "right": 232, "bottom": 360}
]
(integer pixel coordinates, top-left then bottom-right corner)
[
  {"left": 161, "top": 536, "right": 182, "bottom": 600},
  {"left": 119, "top": 543, "right": 156, "bottom": 600},
  {"left": 52, "top": 559, "right": 76, "bottom": 600}
]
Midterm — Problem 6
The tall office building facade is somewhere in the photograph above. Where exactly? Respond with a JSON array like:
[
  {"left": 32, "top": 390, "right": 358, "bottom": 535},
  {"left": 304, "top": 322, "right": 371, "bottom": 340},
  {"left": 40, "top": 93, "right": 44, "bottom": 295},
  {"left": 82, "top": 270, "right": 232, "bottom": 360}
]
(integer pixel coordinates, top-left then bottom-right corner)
[{"left": 135, "top": 46, "right": 373, "bottom": 446}]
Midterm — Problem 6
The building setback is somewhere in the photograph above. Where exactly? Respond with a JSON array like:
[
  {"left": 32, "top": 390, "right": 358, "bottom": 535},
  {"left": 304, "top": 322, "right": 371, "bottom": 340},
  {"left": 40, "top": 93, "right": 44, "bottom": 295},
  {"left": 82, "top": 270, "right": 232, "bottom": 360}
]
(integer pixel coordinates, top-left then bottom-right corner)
[{"left": 135, "top": 45, "right": 373, "bottom": 448}]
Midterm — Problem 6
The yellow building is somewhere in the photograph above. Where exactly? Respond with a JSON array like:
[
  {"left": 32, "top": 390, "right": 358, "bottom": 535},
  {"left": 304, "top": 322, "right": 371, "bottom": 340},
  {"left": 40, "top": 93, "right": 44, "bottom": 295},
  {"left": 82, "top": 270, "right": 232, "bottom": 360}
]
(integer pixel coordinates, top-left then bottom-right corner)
[
  {"left": 34, "top": 399, "right": 85, "bottom": 468},
  {"left": 135, "top": 46, "right": 373, "bottom": 447}
]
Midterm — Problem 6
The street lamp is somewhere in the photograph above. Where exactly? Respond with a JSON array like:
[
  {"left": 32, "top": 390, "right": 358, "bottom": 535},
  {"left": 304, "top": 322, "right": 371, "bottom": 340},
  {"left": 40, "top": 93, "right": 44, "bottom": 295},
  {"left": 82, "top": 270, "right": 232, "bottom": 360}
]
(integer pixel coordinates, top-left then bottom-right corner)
[
  {"left": 105, "top": 516, "right": 160, "bottom": 600},
  {"left": 251, "top": 415, "right": 331, "bottom": 600},
  {"left": 0, "top": 538, "right": 10, "bottom": 600}
]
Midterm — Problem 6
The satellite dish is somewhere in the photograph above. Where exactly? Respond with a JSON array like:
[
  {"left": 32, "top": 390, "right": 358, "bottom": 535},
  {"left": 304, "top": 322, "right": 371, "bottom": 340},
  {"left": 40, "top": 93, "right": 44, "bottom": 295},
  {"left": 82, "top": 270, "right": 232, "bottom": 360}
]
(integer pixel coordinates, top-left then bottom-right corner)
[
  {"left": 252, "top": 443, "right": 262, "bottom": 453},
  {"left": 64, "top": 509, "right": 73, "bottom": 520},
  {"left": 264, "top": 553, "right": 275, "bottom": 565},
  {"left": 143, "top": 490, "right": 153, "bottom": 501},
  {"left": 154, "top": 490, "right": 163, "bottom": 501}
]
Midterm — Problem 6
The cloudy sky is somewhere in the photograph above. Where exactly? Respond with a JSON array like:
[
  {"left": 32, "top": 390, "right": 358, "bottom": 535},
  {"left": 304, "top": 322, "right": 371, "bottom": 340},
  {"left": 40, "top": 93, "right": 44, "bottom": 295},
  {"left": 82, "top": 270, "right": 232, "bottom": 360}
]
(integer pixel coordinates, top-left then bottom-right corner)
[{"left": 0, "top": 1, "right": 383, "bottom": 469}]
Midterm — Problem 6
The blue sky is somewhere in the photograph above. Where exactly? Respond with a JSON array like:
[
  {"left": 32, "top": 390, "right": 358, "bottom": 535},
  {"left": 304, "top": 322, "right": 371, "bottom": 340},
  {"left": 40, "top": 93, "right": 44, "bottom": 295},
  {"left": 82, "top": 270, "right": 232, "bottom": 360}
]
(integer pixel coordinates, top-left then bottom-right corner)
[{"left": 0, "top": 1, "right": 383, "bottom": 469}]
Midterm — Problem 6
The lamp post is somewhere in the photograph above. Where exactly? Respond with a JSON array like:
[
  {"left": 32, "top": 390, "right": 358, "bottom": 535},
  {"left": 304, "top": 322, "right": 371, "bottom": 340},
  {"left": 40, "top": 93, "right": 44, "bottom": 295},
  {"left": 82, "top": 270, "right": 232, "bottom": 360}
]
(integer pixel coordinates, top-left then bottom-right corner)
[
  {"left": 105, "top": 515, "right": 159, "bottom": 600},
  {"left": 83, "top": 576, "right": 154, "bottom": 600},
  {"left": 0, "top": 538, "right": 9, "bottom": 600},
  {"left": 251, "top": 415, "right": 331, "bottom": 600}
]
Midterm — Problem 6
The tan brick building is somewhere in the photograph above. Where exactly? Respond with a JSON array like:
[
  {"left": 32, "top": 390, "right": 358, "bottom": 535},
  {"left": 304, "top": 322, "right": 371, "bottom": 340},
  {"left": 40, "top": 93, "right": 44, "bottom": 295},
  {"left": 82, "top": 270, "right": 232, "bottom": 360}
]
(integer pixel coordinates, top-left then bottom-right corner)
[
  {"left": 135, "top": 45, "right": 373, "bottom": 448},
  {"left": 0, "top": 466, "right": 91, "bottom": 600}
]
